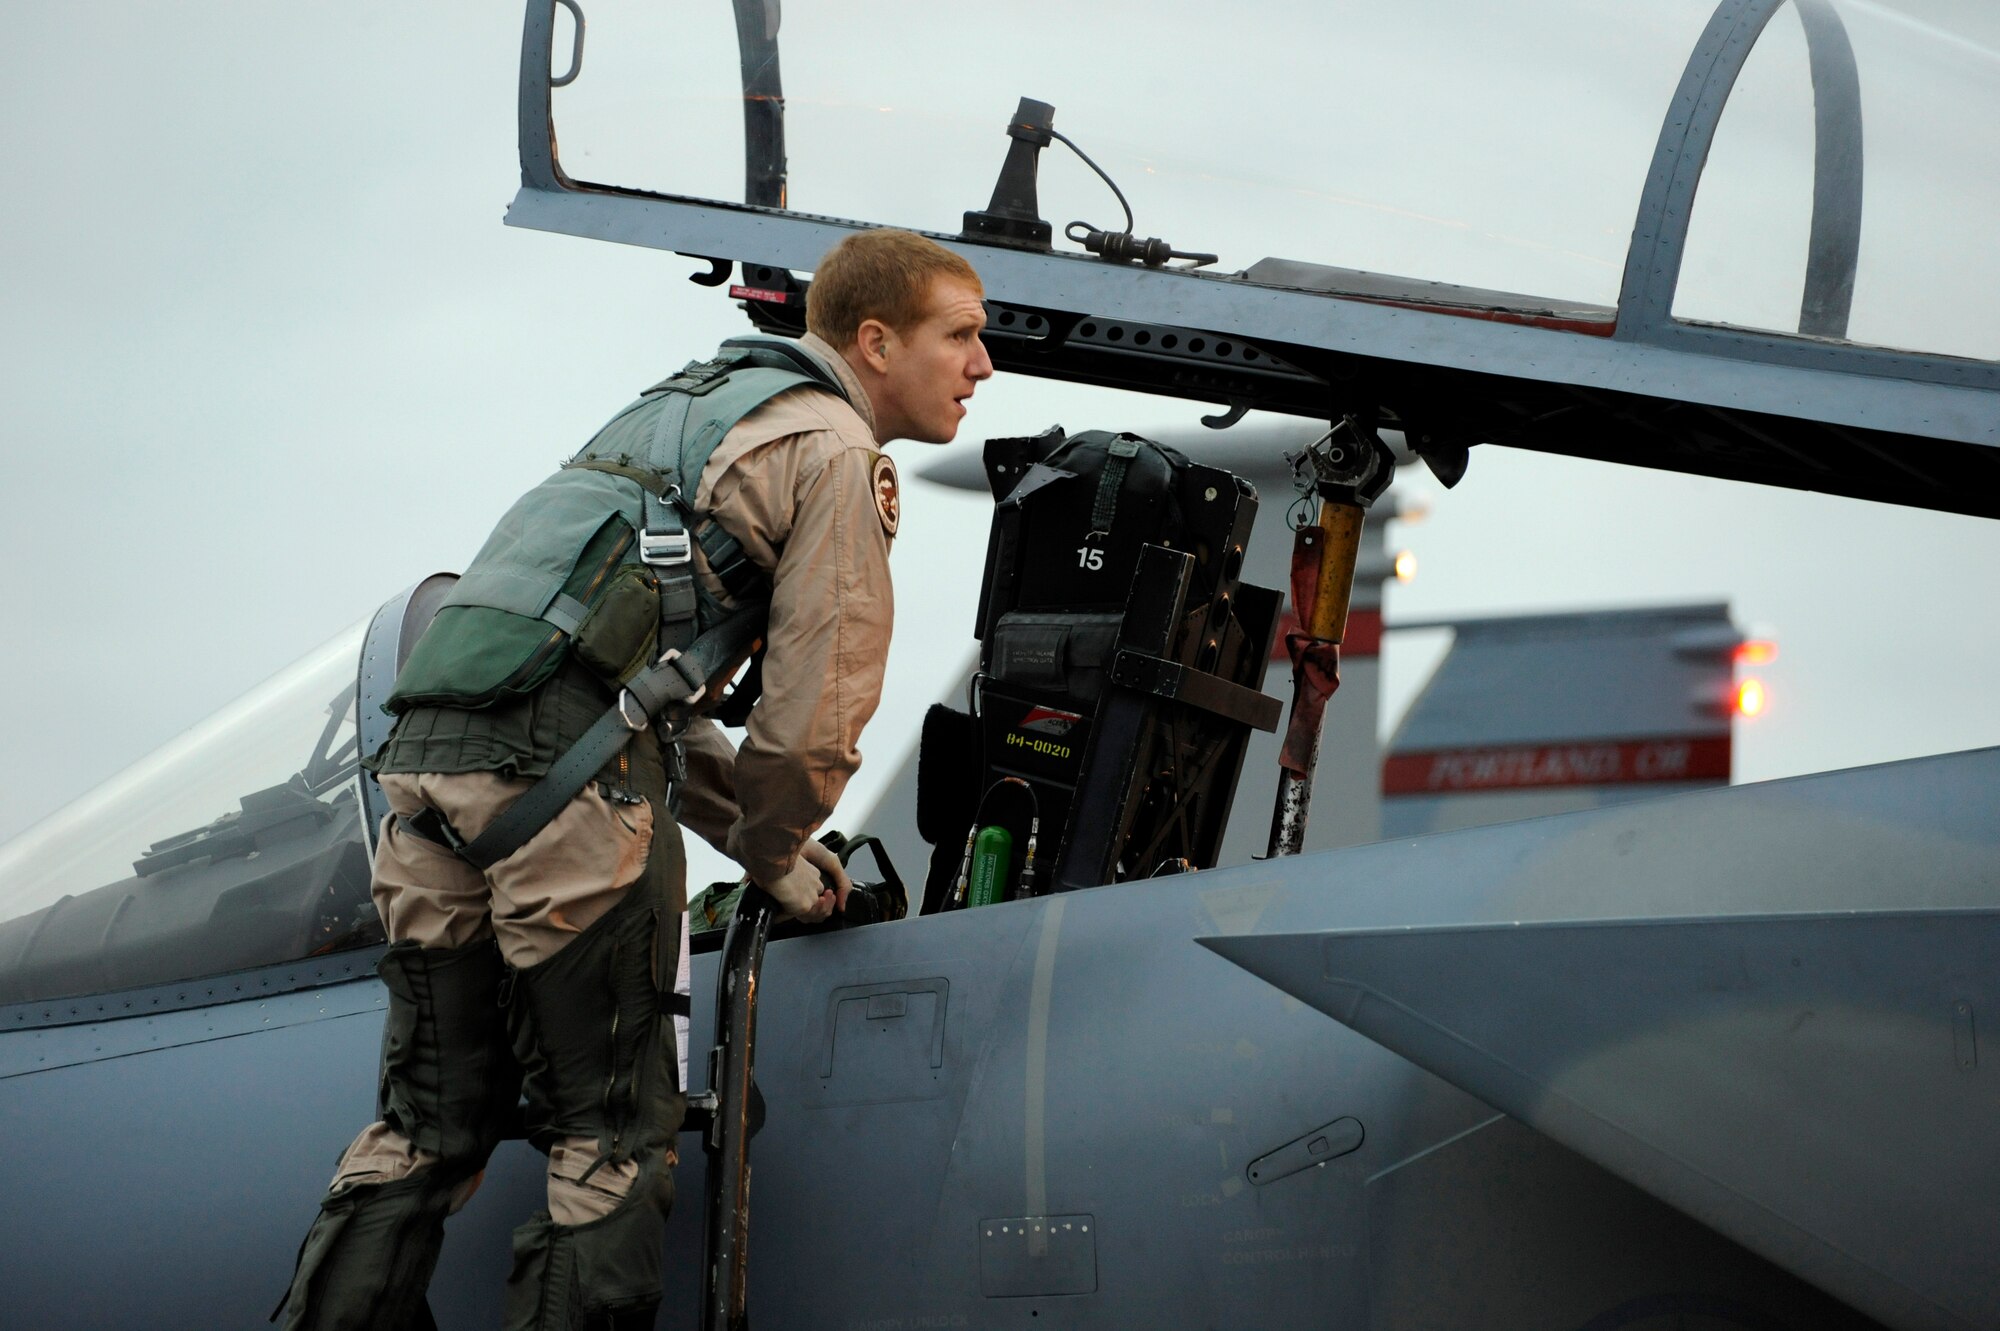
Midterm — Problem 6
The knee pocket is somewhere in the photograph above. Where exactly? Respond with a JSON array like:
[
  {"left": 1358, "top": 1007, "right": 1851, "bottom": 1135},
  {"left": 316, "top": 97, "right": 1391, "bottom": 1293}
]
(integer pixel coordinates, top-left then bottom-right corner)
[
  {"left": 547, "top": 1139, "right": 650, "bottom": 1226},
  {"left": 275, "top": 1177, "right": 456, "bottom": 1331},
  {"left": 505, "top": 1159, "right": 673, "bottom": 1331}
]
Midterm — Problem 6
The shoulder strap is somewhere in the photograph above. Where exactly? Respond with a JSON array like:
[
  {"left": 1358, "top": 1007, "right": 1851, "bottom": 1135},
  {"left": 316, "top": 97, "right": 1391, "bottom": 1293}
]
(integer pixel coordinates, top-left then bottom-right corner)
[{"left": 635, "top": 357, "right": 837, "bottom": 656}]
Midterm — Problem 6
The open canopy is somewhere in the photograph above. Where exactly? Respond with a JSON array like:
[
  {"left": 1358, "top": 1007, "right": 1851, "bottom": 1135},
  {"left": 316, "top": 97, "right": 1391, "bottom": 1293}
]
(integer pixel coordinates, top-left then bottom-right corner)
[{"left": 506, "top": 0, "right": 2000, "bottom": 516}]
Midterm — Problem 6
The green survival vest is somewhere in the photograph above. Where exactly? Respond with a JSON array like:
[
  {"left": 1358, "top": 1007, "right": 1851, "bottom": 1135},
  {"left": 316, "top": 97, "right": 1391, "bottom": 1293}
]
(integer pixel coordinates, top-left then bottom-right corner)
[{"left": 386, "top": 335, "right": 851, "bottom": 716}]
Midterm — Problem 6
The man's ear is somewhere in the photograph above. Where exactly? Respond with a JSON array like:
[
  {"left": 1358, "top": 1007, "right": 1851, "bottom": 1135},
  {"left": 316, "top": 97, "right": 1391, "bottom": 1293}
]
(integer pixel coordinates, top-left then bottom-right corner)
[{"left": 853, "top": 316, "right": 893, "bottom": 375}]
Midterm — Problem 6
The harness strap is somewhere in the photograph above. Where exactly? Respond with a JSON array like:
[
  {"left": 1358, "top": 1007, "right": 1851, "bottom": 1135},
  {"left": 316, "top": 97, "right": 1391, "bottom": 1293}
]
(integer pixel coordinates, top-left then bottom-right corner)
[
  {"left": 641, "top": 393, "right": 699, "bottom": 618},
  {"left": 623, "top": 387, "right": 703, "bottom": 661},
  {"left": 696, "top": 521, "right": 766, "bottom": 603},
  {"left": 540, "top": 593, "right": 590, "bottom": 638},
  {"left": 708, "top": 648, "right": 763, "bottom": 728},
  {"left": 401, "top": 602, "right": 768, "bottom": 871}
]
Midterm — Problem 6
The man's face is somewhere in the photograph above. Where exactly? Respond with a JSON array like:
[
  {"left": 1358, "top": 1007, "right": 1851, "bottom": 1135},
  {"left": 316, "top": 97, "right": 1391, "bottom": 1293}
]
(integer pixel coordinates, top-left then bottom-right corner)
[{"left": 869, "top": 276, "right": 993, "bottom": 444}]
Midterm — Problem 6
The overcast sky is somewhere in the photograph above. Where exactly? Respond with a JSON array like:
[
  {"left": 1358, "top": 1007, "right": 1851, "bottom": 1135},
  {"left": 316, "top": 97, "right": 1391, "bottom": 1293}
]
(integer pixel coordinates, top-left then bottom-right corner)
[{"left": 4, "top": 0, "right": 1999, "bottom": 883}]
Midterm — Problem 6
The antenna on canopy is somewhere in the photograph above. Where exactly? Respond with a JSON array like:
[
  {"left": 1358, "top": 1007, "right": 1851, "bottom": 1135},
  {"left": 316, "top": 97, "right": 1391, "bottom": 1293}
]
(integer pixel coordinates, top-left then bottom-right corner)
[
  {"left": 962, "top": 97, "right": 1058, "bottom": 250},
  {"left": 961, "top": 96, "right": 1218, "bottom": 268}
]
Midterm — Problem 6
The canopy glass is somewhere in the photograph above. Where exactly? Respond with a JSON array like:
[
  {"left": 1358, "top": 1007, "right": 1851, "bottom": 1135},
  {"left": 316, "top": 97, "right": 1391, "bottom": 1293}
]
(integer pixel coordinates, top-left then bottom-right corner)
[
  {"left": 545, "top": 0, "right": 2000, "bottom": 360},
  {"left": 1675, "top": 0, "right": 2000, "bottom": 360},
  {"left": 0, "top": 623, "right": 377, "bottom": 1004}
]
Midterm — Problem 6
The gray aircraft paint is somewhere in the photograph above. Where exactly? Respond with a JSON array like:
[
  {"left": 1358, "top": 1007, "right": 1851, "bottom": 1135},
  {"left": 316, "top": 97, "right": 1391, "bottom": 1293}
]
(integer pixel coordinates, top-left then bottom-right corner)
[
  {"left": 9, "top": 744, "right": 1985, "bottom": 1327},
  {"left": 1205, "top": 744, "right": 2000, "bottom": 1331}
]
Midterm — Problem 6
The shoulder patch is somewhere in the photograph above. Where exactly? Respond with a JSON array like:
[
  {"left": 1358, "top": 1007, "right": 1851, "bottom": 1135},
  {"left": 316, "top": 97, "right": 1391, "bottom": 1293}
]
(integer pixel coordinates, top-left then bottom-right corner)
[{"left": 870, "top": 452, "right": 900, "bottom": 536}]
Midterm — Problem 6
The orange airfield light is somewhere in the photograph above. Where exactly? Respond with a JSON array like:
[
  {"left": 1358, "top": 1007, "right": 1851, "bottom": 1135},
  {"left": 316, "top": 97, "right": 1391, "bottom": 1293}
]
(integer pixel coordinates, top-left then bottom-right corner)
[
  {"left": 1735, "top": 677, "right": 1768, "bottom": 718},
  {"left": 1734, "top": 639, "right": 1779, "bottom": 665}
]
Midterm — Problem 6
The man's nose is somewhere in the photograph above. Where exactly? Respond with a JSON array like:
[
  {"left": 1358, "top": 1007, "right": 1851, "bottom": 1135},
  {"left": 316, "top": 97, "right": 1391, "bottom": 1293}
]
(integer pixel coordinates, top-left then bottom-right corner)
[{"left": 970, "top": 337, "right": 995, "bottom": 381}]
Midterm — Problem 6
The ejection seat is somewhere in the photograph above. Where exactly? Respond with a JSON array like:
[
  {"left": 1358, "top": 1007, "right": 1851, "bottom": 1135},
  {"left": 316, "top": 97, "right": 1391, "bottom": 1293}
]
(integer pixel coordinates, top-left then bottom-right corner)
[{"left": 914, "top": 425, "right": 1283, "bottom": 912}]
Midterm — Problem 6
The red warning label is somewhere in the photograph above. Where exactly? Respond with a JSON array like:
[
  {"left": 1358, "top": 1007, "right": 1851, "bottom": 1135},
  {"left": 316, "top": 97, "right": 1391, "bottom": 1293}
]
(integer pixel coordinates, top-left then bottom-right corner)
[{"left": 1019, "top": 707, "right": 1083, "bottom": 737}]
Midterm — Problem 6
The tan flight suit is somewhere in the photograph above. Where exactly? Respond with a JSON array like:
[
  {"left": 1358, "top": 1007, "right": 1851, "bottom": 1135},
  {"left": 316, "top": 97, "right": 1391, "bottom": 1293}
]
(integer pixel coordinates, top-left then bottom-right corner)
[{"left": 329, "top": 333, "right": 896, "bottom": 1224}]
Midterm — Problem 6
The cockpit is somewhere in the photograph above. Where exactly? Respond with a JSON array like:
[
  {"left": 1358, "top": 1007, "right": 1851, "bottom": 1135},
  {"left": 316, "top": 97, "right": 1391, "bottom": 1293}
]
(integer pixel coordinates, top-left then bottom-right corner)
[
  {"left": 0, "top": 579, "right": 457, "bottom": 1010},
  {"left": 0, "top": 622, "right": 374, "bottom": 1005}
]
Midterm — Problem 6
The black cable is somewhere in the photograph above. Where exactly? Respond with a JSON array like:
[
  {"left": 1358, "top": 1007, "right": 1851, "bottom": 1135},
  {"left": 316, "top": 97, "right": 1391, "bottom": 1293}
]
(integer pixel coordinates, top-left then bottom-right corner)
[
  {"left": 1049, "top": 128, "right": 1219, "bottom": 268},
  {"left": 952, "top": 776, "right": 1044, "bottom": 907},
  {"left": 1048, "top": 128, "right": 1133, "bottom": 236}
]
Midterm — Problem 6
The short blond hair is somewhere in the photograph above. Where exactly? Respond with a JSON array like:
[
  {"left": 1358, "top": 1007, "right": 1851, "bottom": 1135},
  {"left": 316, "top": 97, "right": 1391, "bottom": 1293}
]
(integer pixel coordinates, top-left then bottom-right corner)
[{"left": 806, "top": 230, "right": 982, "bottom": 347}]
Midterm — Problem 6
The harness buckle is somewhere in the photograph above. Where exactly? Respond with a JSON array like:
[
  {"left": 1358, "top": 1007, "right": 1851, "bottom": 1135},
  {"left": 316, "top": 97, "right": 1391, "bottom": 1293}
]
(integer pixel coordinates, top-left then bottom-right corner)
[
  {"left": 616, "top": 689, "right": 651, "bottom": 732},
  {"left": 640, "top": 530, "right": 693, "bottom": 566},
  {"left": 620, "top": 651, "right": 707, "bottom": 734},
  {"left": 656, "top": 648, "right": 709, "bottom": 708}
]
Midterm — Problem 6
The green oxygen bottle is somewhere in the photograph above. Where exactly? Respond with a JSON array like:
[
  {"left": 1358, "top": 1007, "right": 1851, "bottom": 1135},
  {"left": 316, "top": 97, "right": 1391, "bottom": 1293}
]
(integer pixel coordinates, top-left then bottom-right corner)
[{"left": 967, "top": 825, "right": 1014, "bottom": 908}]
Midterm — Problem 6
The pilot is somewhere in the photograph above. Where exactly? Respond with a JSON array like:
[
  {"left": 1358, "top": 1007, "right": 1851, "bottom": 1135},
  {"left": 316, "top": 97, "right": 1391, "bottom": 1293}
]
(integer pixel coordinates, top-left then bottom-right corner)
[{"left": 274, "top": 229, "right": 992, "bottom": 1331}]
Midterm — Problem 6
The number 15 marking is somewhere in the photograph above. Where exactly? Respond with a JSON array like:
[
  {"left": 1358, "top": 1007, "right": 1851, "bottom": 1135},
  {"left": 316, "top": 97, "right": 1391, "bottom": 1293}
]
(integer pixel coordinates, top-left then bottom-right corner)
[{"left": 1076, "top": 547, "right": 1105, "bottom": 571}]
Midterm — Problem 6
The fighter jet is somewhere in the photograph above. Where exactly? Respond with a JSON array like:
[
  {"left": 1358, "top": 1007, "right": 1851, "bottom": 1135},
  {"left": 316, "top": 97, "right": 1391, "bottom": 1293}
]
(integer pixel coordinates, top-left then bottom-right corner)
[{"left": 1, "top": 2, "right": 1996, "bottom": 1329}]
